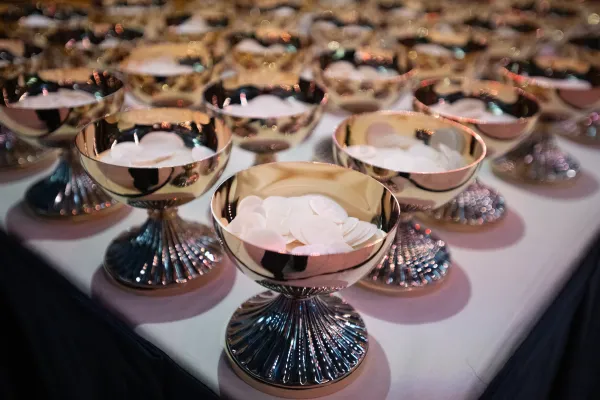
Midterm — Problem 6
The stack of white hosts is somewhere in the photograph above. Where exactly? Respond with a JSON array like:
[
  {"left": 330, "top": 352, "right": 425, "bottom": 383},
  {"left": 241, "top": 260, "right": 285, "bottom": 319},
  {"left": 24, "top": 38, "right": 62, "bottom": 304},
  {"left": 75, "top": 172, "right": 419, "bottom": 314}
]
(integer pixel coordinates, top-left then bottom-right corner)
[
  {"left": 235, "top": 39, "right": 288, "bottom": 54},
  {"left": 324, "top": 61, "right": 399, "bottom": 80},
  {"left": 123, "top": 57, "right": 195, "bottom": 76},
  {"left": 222, "top": 94, "right": 310, "bottom": 118},
  {"left": 14, "top": 89, "right": 98, "bottom": 109},
  {"left": 99, "top": 131, "right": 215, "bottom": 167},
  {"left": 430, "top": 98, "right": 518, "bottom": 123},
  {"left": 346, "top": 132, "right": 464, "bottom": 172},
  {"left": 226, "top": 194, "right": 386, "bottom": 255}
]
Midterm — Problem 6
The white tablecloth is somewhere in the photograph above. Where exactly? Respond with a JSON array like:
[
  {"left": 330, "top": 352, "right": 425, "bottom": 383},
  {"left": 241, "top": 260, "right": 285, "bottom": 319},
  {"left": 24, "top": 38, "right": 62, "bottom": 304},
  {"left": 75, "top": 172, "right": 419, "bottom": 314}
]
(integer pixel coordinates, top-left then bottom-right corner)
[{"left": 2, "top": 93, "right": 599, "bottom": 399}]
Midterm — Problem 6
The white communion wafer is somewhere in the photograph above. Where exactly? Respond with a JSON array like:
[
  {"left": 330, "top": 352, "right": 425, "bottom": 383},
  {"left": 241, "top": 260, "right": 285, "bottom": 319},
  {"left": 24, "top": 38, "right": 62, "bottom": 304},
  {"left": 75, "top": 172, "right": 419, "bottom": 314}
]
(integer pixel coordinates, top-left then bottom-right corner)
[
  {"left": 343, "top": 220, "right": 372, "bottom": 245},
  {"left": 348, "top": 222, "right": 377, "bottom": 247},
  {"left": 243, "top": 228, "right": 287, "bottom": 253},
  {"left": 299, "top": 215, "right": 344, "bottom": 245},
  {"left": 15, "top": 89, "right": 97, "bottom": 109},
  {"left": 140, "top": 131, "right": 186, "bottom": 151},
  {"left": 227, "top": 211, "right": 267, "bottom": 236},
  {"left": 342, "top": 217, "right": 359, "bottom": 235},
  {"left": 191, "top": 146, "right": 216, "bottom": 161},
  {"left": 154, "top": 148, "right": 194, "bottom": 167},
  {"left": 309, "top": 195, "right": 348, "bottom": 224},
  {"left": 110, "top": 141, "right": 143, "bottom": 161},
  {"left": 238, "top": 195, "right": 263, "bottom": 213},
  {"left": 226, "top": 194, "right": 383, "bottom": 255}
]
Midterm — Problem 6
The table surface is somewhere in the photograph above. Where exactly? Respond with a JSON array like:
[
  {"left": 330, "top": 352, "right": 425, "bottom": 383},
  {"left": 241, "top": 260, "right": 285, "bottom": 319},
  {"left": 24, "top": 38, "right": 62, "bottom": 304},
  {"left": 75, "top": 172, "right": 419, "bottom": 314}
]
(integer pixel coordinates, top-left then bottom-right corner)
[{"left": 1, "top": 93, "right": 599, "bottom": 400}]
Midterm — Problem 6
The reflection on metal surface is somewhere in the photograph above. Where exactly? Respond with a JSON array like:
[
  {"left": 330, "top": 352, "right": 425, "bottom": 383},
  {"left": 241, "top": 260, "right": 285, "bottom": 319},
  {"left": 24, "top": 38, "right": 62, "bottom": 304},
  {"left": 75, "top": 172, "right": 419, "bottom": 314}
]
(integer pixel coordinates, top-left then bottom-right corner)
[
  {"left": 211, "top": 161, "right": 400, "bottom": 395},
  {"left": 76, "top": 108, "right": 233, "bottom": 290},
  {"left": 498, "top": 49, "right": 600, "bottom": 182},
  {"left": 0, "top": 67, "right": 124, "bottom": 218},
  {"left": 414, "top": 77, "right": 539, "bottom": 228},
  {"left": 119, "top": 42, "right": 216, "bottom": 108},
  {"left": 313, "top": 47, "right": 416, "bottom": 113},
  {"left": 203, "top": 74, "right": 327, "bottom": 164},
  {"left": 333, "top": 111, "right": 486, "bottom": 292}
]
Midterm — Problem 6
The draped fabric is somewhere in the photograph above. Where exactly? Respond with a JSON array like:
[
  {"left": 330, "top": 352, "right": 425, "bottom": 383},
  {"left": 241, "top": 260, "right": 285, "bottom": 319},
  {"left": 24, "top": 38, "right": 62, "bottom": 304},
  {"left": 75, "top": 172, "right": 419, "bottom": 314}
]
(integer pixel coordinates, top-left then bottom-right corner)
[
  {"left": 0, "top": 229, "right": 218, "bottom": 400},
  {"left": 480, "top": 233, "right": 600, "bottom": 400}
]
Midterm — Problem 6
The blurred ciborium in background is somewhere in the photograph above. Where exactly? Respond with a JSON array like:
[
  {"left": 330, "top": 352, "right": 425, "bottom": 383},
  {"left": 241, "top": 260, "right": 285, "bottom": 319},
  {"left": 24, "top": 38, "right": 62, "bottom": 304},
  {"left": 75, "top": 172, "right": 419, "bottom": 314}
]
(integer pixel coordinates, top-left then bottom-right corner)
[{"left": 76, "top": 108, "right": 233, "bottom": 291}]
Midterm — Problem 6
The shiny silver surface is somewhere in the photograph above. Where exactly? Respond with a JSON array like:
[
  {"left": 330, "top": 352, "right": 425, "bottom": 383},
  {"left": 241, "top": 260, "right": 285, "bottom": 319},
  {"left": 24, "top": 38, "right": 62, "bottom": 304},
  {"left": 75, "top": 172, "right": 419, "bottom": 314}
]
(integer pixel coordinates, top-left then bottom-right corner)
[
  {"left": 226, "top": 291, "right": 368, "bottom": 389},
  {"left": 361, "top": 218, "right": 450, "bottom": 292},
  {"left": 76, "top": 108, "right": 233, "bottom": 291},
  {"left": 211, "top": 162, "right": 401, "bottom": 394},
  {"left": 0, "top": 67, "right": 124, "bottom": 218}
]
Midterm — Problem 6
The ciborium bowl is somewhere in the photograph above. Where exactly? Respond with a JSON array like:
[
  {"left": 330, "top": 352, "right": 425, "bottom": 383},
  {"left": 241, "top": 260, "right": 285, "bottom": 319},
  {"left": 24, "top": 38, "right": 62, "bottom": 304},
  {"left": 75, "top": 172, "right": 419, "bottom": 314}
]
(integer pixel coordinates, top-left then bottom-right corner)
[
  {"left": 0, "top": 36, "right": 55, "bottom": 170},
  {"left": 498, "top": 46, "right": 600, "bottom": 182},
  {"left": 119, "top": 42, "right": 216, "bottom": 108},
  {"left": 393, "top": 23, "right": 488, "bottom": 79},
  {"left": 3, "top": 2, "right": 89, "bottom": 48},
  {"left": 203, "top": 73, "right": 327, "bottom": 165},
  {"left": 310, "top": 9, "right": 379, "bottom": 50},
  {"left": 44, "top": 24, "right": 145, "bottom": 69},
  {"left": 76, "top": 108, "right": 233, "bottom": 291},
  {"left": 313, "top": 46, "right": 416, "bottom": 113},
  {"left": 0, "top": 67, "right": 124, "bottom": 218},
  {"left": 164, "top": 9, "right": 229, "bottom": 48},
  {"left": 414, "top": 77, "right": 540, "bottom": 227},
  {"left": 333, "top": 111, "right": 486, "bottom": 292},
  {"left": 218, "top": 26, "right": 310, "bottom": 77},
  {"left": 211, "top": 161, "right": 401, "bottom": 396}
]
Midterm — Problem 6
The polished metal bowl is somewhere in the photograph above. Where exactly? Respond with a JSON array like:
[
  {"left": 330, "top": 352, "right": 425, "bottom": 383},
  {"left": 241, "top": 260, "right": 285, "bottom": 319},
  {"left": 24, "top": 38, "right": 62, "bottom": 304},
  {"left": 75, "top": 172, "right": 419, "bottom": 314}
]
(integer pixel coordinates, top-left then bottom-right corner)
[
  {"left": 498, "top": 47, "right": 600, "bottom": 182},
  {"left": 217, "top": 26, "right": 310, "bottom": 76},
  {"left": 333, "top": 110, "right": 486, "bottom": 292},
  {"left": 414, "top": 77, "right": 540, "bottom": 228},
  {"left": 0, "top": 36, "right": 54, "bottom": 170},
  {"left": 44, "top": 24, "right": 145, "bottom": 69},
  {"left": 392, "top": 23, "right": 489, "bottom": 79},
  {"left": 313, "top": 46, "right": 416, "bottom": 113},
  {"left": 76, "top": 108, "right": 233, "bottom": 290},
  {"left": 203, "top": 73, "right": 327, "bottom": 164},
  {"left": 0, "top": 67, "right": 124, "bottom": 218},
  {"left": 119, "top": 42, "right": 216, "bottom": 107},
  {"left": 211, "top": 161, "right": 400, "bottom": 396}
]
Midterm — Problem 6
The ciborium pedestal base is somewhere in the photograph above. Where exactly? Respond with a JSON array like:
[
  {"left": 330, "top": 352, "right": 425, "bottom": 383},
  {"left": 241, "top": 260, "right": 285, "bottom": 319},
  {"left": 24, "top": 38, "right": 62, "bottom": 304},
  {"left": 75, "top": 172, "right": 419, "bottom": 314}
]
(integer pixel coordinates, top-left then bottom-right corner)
[
  {"left": 226, "top": 291, "right": 368, "bottom": 398},
  {"left": 0, "top": 126, "right": 54, "bottom": 170},
  {"left": 492, "top": 130, "right": 580, "bottom": 184},
  {"left": 423, "top": 179, "right": 506, "bottom": 229},
  {"left": 550, "top": 112, "right": 600, "bottom": 145},
  {"left": 24, "top": 148, "right": 119, "bottom": 219},
  {"left": 104, "top": 209, "right": 223, "bottom": 291},
  {"left": 361, "top": 218, "right": 451, "bottom": 294}
]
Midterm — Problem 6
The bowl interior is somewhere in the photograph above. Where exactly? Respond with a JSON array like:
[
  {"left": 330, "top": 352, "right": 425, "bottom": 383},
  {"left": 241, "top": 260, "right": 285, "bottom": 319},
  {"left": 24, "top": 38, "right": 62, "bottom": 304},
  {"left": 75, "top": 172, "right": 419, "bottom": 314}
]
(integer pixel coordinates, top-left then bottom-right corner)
[
  {"left": 120, "top": 43, "right": 214, "bottom": 75},
  {"left": 77, "top": 108, "right": 231, "bottom": 163},
  {"left": 166, "top": 10, "right": 229, "bottom": 31},
  {"left": 414, "top": 78, "right": 540, "bottom": 121},
  {"left": 316, "top": 47, "right": 414, "bottom": 78},
  {"left": 1, "top": 67, "right": 123, "bottom": 106},
  {"left": 502, "top": 54, "right": 600, "bottom": 88},
  {"left": 47, "top": 25, "right": 144, "bottom": 48},
  {"left": 396, "top": 27, "right": 488, "bottom": 58},
  {"left": 211, "top": 161, "right": 400, "bottom": 289},
  {"left": 227, "top": 27, "right": 308, "bottom": 52},
  {"left": 76, "top": 108, "right": 232, "bottom": 208},
  {"left": 333, "top": 111, "right": 486, "bottom": 210},
  {"left": 204, "top": 75, "right": 326, "bottom": 116}
]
